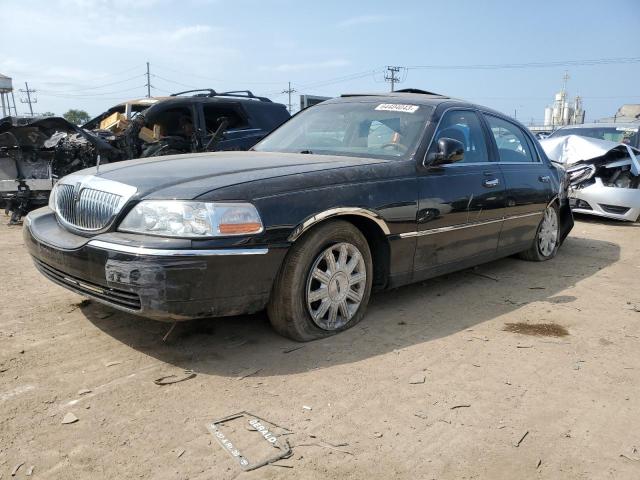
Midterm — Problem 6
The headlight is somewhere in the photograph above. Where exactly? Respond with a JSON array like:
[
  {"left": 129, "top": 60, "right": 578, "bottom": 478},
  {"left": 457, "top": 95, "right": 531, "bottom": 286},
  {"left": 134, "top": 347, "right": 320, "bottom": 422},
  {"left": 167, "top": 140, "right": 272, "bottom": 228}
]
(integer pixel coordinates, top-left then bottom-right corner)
[{"left": 118, "top": 201, "right": 263, "bottom": 238}]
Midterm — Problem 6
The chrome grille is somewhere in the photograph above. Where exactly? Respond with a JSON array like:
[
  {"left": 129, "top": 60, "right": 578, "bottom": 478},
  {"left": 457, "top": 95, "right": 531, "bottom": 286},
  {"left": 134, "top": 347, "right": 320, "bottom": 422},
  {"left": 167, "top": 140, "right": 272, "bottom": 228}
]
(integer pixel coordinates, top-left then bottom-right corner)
[{"left": 56, "top": 184, "right": 122, "bottom": 231}]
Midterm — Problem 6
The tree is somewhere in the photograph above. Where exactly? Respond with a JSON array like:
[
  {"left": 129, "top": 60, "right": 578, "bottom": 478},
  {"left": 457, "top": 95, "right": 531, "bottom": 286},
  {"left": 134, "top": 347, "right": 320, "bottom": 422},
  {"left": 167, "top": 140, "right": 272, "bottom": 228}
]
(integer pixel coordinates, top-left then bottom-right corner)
[{"left": 63, "top": 109, "right": 90, "bottom": 125}]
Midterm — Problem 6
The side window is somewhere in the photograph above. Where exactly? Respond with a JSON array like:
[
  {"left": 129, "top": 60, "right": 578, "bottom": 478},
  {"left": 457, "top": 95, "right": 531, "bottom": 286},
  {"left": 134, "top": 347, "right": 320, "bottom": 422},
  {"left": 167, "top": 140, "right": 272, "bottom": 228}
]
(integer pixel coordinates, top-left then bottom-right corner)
[
  {"left": 145, "top": 106, "right": 193, "bottom": 138},
  {"left": 432, "top": 110, "right": 489, "bottom": 163},
  {"left": 485, "top": 115, "right": 536, "bottom": 163},
  {"left": 203, "top": 105, "right": 248, "bottom": 134}
]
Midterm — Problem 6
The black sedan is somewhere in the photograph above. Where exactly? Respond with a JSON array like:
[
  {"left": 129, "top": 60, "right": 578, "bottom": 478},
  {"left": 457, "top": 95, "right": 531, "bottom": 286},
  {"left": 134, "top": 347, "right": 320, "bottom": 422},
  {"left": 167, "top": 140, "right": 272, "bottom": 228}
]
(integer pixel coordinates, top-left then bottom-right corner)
[{"left": 24, "top": 89, "right": 573, "bottom": 341}]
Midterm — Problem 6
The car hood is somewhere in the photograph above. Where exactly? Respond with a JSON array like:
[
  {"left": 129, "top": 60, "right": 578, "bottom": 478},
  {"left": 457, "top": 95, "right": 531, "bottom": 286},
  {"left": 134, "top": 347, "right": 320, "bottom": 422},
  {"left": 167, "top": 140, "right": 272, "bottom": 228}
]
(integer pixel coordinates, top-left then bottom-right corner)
[{"left": 79, "top": 151, "right": 391, "bottom": 199}]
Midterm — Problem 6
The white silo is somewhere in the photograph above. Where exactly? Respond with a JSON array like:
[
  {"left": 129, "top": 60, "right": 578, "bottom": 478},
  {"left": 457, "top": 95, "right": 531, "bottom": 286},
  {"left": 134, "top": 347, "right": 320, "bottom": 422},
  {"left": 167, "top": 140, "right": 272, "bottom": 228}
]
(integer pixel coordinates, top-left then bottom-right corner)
[
  {"left": 0, "top": 74, "right": 17, "bottom": 118},
  {"left": 562, "top": 101, "right": 571, "bottom": 125}
]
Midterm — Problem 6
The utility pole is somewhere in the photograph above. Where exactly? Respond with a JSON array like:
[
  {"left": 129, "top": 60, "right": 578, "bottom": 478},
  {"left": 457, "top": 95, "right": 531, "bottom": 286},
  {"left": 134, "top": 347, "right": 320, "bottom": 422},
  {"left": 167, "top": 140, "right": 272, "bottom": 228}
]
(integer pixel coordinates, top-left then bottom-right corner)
[
  {"left": 384, "top": 66, "right": 402, "bottom": 92},
  {"left": 282, "top": 81, "right": 296, "bottom": 113},
  {"left": 19, "top": 82, "right": 37, "bottom": 116},
  {"left": 146, "top": 62, "right": 151, "bottom": 98}
]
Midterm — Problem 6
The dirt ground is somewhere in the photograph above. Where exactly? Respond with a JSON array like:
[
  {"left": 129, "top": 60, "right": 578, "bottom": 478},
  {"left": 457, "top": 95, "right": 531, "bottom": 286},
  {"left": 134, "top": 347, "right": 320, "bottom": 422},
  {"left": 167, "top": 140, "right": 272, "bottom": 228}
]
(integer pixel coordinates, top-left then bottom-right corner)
[{"left": 1, "top": 216, "right": 640, "bottom": 479}]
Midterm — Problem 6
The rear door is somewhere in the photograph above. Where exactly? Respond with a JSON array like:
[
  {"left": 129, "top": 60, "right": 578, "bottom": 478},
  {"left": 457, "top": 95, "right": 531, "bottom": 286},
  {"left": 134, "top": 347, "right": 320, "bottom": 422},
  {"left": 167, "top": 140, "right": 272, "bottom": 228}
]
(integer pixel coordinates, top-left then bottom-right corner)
[
  {"left": 482, "top": 113, "right": 554, "bottom": 252},
  {"left": 413, "top": 109, "right": 506, "bottom": 277}
]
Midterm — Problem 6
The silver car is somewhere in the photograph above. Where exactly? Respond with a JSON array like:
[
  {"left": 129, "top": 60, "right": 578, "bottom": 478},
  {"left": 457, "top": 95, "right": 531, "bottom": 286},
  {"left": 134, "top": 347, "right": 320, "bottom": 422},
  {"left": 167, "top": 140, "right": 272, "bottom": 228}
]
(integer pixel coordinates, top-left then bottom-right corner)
[{"left": 541, "top": 131, "right": 640, "bottom": 222}]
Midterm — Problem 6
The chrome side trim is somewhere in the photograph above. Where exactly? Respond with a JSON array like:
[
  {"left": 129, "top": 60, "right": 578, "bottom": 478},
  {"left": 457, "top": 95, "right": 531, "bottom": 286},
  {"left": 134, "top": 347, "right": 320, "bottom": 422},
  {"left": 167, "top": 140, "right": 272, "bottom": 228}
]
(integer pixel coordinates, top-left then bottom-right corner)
[
  {"left": 505, "top": 212, "right": 543, "bottom": 221},
  {"left": 288, "top": 207, "right": 391, "bottom": 242},
  {"left": 398, "top": 211, "right": 542, "bottom": 239},
  {"left": 87, "top": 239, "right": 268, "bottom": 256},
  {"left": 547, "top": 195, "right": 559, "bottom": 208},
  {"left": 399, "top": 218, "right": 503, "bottom": 238}
]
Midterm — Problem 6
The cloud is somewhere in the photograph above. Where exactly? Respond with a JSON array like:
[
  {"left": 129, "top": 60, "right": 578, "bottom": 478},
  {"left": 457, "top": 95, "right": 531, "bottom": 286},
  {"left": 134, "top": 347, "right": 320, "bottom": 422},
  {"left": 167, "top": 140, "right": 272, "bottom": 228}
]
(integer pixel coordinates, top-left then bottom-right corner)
[
  {"left": 90, "top": 24, "right": 218, "bottom": 50},
  {"left": 269, "top": 59, "right": 351, "bottom": 72},
  {"left": 60, "top": 0, "right": 164, "bottom": 10},
  {"left": 337, "top": 14, "right": 388, "bottom": 28},
  {"left": 169, "top": 24, "right": 213, "bottom": 40}
]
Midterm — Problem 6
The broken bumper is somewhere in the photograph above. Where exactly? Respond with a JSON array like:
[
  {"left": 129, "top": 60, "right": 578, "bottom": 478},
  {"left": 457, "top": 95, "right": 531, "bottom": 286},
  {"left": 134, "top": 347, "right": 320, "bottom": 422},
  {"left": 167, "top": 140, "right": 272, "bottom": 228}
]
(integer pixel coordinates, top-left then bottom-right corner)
[
  {"left": 570, "top": 177, "right": 640, "bottom": 222},
  {"left": 23, "top": 208, "right": 286, "bottom": 321}
]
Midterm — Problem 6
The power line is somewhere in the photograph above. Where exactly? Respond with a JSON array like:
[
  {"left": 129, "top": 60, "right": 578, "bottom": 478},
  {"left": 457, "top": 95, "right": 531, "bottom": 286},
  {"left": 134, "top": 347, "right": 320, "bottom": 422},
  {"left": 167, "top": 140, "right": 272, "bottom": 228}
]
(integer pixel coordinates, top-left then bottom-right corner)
[
  {"left": 405, "top": 56, "right": 640, "bottom": 70},
  {"left": 150, "top": 85, "right": 174, "bottom": 95},
  {"left": 40, "top": 74, "right": 146, "bottom": 94},
  {"left": 151, "top": 74, "right": 199, "bottom": 90},
  {"left": 38, "top": 85, "right": 147, "bottom": 98},
  {"left": 296, "top": 69, "right": 382, "bottom": 90}
]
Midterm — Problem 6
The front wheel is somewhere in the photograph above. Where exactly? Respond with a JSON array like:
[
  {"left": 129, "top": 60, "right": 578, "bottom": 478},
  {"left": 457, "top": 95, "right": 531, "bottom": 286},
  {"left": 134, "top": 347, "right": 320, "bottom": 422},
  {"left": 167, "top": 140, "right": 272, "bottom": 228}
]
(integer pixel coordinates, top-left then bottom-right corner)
[
  {"left": 519, "top": 204, "right": 560, "bottom": 261},
  {"left": 267, "top": 220, "right": 373, "bottom": 341}
]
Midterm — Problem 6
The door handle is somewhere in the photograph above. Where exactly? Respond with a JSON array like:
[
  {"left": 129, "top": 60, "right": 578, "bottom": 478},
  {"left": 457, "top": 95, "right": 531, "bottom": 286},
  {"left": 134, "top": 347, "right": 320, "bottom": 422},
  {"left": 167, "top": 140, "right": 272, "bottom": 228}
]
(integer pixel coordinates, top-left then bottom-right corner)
[
  {"left": 539, "top": 175, "right": 551, "bottom": 183},
  {"left": 483, "top": 178, "right": 500, "bottom": 188}
]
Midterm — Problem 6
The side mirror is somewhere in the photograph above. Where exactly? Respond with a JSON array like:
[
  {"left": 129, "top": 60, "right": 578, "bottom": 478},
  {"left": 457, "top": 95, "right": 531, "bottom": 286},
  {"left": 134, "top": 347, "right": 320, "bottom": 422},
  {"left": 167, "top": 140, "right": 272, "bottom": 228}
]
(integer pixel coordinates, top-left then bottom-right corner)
[{"left": 427, "top": 137, "right": 465, "bottom": 166}]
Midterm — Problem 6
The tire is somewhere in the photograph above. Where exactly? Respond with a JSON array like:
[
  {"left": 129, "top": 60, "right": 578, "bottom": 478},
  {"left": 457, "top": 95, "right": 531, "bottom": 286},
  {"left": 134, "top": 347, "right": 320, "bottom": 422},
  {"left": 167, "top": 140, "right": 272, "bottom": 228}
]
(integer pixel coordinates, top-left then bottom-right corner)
[
  {"left": 518, "top": 203, "right": 561, "bottom": 262},
  {"left": 267, "top": 220, "right": 373, "bottom": 341}
]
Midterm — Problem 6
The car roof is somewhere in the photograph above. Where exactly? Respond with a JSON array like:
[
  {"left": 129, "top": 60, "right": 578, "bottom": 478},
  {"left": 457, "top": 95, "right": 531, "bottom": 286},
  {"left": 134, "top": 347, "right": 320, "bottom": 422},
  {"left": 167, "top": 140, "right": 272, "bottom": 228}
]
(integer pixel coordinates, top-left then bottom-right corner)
[
  {"left": 324, "top": 89, "right": 516, "bottom": 122},
  {"left": 113, "top": 94, "right": 285, "bottom": 109},
  {"left": 327, "top": 89, "right": 451, "bottom": 107},
  {"left": 113, "top": 97, "right": 171, "bottom": 107}
]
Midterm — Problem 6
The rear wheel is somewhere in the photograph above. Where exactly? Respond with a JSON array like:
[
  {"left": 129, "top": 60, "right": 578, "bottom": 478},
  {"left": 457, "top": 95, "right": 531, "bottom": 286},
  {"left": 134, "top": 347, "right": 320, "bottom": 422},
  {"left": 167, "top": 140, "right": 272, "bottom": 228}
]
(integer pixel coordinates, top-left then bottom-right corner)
[
  {"left": 519, "top": 204, "right": 560, "bottom": 261},
  {"left": 267, "top": 220, "right": 373, "bottom": 341}
]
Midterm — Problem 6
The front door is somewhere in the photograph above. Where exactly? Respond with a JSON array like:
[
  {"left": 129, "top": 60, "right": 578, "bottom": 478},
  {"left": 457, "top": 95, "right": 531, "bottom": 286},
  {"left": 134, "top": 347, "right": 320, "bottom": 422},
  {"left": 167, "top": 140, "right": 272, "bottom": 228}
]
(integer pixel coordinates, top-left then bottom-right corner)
[{"left": 413, "top": 109, "right": 506, "bottom": 278}]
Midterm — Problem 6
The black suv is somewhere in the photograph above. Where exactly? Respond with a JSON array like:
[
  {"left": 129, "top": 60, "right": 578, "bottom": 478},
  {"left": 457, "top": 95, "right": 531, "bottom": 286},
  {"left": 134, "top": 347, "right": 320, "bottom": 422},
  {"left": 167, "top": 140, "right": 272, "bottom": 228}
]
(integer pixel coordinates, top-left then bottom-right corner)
[
  {"left": 83, "top": 89, "right": 291, "bottom": 157},
  {"left": 24, "top": 89, "right": 573, "bottom": 341},
  {"left": 1, "top": 90, "right": 290, "bottom": 222}
]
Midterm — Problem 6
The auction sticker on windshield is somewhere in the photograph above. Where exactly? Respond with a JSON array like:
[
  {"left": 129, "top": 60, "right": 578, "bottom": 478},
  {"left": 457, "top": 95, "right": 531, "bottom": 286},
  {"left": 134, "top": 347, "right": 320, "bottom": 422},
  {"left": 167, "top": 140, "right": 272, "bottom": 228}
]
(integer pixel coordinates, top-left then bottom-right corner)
[{"left": 375, "top": 104, "right": 420, "bottom": 113}]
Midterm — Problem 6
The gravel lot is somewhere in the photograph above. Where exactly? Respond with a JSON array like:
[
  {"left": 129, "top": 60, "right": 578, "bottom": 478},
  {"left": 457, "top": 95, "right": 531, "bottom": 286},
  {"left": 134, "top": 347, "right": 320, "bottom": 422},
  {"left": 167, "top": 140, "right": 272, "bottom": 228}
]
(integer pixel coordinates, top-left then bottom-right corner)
[{"left": 1, "top": 216, "right": 639, "bottom": 479}]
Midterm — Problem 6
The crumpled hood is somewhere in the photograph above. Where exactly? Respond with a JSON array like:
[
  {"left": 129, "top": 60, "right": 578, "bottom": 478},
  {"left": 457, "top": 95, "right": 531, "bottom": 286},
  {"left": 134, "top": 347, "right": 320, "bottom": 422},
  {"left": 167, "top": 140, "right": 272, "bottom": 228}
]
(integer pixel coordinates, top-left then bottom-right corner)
[
  {"left": 78, "top": 150, "right": 390, "bottom": 199},
  {"left": 541, "top": 135, "right": 640, "bottom": 175}
]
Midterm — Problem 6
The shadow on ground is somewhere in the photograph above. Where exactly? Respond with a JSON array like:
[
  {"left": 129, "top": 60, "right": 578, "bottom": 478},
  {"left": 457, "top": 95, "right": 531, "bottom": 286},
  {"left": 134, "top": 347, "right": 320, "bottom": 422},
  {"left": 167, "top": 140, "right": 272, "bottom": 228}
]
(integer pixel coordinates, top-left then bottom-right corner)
[{"left": 81, "top": 235, "right": 620, "bottom": 377}]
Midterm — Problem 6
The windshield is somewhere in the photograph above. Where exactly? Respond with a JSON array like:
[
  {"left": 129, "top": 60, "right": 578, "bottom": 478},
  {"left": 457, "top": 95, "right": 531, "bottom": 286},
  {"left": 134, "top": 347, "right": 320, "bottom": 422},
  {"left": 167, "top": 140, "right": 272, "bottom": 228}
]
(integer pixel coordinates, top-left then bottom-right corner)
[
  {"left": 254, "top": 101, "right": 433, "bottom": 159},
  {"left": 551, "top": 126, "right": 639, "bottom": 146}
]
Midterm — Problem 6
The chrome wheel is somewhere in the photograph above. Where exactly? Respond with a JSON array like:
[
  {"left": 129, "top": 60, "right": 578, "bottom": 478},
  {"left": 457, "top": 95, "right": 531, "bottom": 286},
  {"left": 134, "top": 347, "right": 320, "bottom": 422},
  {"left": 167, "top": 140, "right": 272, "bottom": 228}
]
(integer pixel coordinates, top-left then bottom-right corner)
[
  {"left": 538, "top": 207, "right": 558, "bottom": 257},
  {"left": 306, "top": 242, "right": 367, "bottom": 330}
]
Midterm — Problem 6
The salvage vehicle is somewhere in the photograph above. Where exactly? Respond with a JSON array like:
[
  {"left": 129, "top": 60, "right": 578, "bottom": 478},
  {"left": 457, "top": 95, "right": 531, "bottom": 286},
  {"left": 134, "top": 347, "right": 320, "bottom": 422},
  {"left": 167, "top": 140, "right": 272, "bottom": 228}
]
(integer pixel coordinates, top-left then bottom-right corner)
[
  {"left": 548, "top": 122, "right": 639, "bottom": 148},
  {"left": 1, "top": 90, "right": 289, "bottom": 223},
  {"left": 24, "top": 89, "right": 574, "bottom": 341},
  {"left": 541, "top": 134, "right": 640, "bottom": 221}
]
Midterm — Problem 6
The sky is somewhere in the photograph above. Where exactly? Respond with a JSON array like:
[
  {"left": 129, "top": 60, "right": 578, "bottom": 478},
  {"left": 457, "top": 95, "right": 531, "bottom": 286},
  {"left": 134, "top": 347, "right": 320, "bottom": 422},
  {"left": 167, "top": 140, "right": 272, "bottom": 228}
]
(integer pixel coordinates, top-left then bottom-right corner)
[{"left": 1, "top": 0, "right": 639, "bottom": 123}]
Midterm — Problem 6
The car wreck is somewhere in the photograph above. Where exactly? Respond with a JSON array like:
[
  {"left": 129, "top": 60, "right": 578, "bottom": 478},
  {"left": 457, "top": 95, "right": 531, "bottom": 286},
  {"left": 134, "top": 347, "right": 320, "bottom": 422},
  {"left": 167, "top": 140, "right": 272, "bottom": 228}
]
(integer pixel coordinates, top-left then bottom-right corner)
[
  {"left": 541, "top": 134, "right": 640, "bottom": 221},
  {"left": 0, "top": 90, "right": 290, "bottom": 223}
]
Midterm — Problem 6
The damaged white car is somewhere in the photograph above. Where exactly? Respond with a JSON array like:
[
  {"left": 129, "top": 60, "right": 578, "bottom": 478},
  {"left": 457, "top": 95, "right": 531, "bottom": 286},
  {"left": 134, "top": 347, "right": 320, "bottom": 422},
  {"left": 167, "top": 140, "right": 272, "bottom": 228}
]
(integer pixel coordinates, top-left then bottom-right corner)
[{"left": 541, "top": 135, "right": 640, "bottom": 222}]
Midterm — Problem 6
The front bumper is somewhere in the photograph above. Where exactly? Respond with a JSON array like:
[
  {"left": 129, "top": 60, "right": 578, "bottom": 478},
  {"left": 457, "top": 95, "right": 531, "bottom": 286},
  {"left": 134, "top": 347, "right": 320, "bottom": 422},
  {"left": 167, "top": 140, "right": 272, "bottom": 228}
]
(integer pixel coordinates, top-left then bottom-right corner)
[
  {"left": 24, "top": 208, "right": 287, "bottom": 321},
  {"left": 570, "top": 177, "right": 640, "bottom": 222}
]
